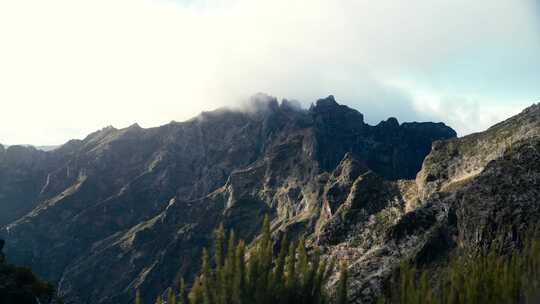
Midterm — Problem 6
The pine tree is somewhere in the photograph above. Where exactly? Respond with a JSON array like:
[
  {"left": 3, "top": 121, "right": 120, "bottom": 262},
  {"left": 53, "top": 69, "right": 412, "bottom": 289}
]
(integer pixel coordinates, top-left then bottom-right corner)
[
  {"left": 296, "top": 237, "right": 309, "bottom": 291},
  {"left": 201, "top": 249, "right": 214, "bottom": 304},
  {"left": 167, "top": 287, "right": 177, "bottom": 304},
  {"left": 189, "top": 277, "right": 203, "bottom": 304},
  {"left": 246, "top": 250, "right": 258, "bottom": 302},
  {"left": 272, "top": 234, "right": 288, "bottom": 298},
  {"left": 221, "top": 230, "right": 236, "bottom": 304},
  {"left": 336, "top": 261, "right": 348, "bottom": 304},
  {"left": 305, "top": 247, "right": 321, "bottom": 302},
  {"left": 135, "top": 290, "right": 142, "bottom": 304},
  {"left": 214, "top": 224, "right": 225, "bottom": 272},
  {"left": 139, "top": 215, "right": 340, "bottom": 304},
  {"left": 255, "top": 215, "right": 272, "bottom": 304},
  {"left": 313, "top": 257, "right": 330, "bottom": 304},
  {"left": 178, "top": 278, "right": 187, "bottom": 304},
  {"left": 377, "top": 228, "right": 540, "bottom": 303},
  {"left": 233, "top": 240, "right": 246, "bottom": 304},
  {"left": 285, "top": 241, "right": 297, "bottom": 303}
]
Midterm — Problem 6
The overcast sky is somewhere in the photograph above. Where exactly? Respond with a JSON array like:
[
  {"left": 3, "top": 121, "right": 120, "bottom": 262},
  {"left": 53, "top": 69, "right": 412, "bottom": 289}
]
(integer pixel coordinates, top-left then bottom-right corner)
[{"left": 1, "top": 0, "right": 539, "bottom": 145}]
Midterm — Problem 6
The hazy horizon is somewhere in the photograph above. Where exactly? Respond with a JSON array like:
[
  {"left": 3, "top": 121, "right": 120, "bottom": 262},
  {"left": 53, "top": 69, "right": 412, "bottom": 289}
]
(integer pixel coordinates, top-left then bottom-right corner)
[
  {"left": 2, "top": 0, "right": 539, "bottom": 145},
  {"left": 0, "top": 93, "right": 531, "bottom": 148}
]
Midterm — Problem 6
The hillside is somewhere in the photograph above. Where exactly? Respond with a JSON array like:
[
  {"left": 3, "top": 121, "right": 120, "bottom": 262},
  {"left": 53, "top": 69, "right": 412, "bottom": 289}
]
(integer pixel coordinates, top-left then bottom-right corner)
[{"left": 14, "top": 94, "right": 538, "bottom": 304}]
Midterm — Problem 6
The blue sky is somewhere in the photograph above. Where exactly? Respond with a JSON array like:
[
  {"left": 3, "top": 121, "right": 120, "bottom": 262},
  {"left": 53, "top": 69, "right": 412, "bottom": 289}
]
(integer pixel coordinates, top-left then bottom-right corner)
[{"left": 0, "top": 0, "right": 539, "bottom": 145}]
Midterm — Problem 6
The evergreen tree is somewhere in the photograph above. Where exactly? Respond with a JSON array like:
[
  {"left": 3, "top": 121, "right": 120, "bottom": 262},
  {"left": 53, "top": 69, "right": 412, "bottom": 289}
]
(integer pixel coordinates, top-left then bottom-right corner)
[
  {"left": 140, "top": 216, "right": 342, "bottom": 304},
  {"left": 221, "top": 230, "right": 236, "bottom": 304},
  {"left": 233, "top": 240, "right": 246, "bottom": 304},
  {"left": 379, "top": 229, "right": 540, "bottom": 304},
  {"left": 189, "top": 277, "right": 203, "bottom": 304},
  {"left": 297, "top": 237, "right": 309, "bottom": 290},
  {"left": 272, "top": 234, "right": 288, "bottom": 299},
  {"left": 201, "top": 249, "right": 214, "bottom": 304},
  {"left": 285, "top": 241, "right": 297, "bottom": 303},
  {"left": 135, "top": 290, "right": 142, "bottom": 304},
  {"left": 255, "top": 215, "right": 273, "bottom": 304},
  {"left": 179, "top": 278, "right": 187, "bottom": 304},
  {"left": 314, "top": 256, "right": 331, "bottom": 304},
  {"left": 167, "top": 287, "right": 177, "bottom": 304},
  {"left": 336, "top": 261, "right": 348, "bottom": 304},
  {"left": 214, "top": 225, "right": 225, "bottom": 270}
]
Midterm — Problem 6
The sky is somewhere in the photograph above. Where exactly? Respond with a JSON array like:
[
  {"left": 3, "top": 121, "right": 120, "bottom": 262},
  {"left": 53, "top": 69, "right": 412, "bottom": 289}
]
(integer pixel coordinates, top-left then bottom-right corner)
[{"left": 1, "top": 0, "right": 539, "bottom": 145}]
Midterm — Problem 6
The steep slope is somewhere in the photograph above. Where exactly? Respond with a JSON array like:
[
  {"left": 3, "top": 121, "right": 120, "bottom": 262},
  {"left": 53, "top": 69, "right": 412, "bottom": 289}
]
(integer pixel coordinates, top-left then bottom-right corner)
[
  {"left": 0, "top": 95, "right": 455, "bottom": 304},
  {"left": 311, "top": 97, "right": 454, "bottom": 179},
  {"left": 0, "top": 144, "right": 71, "bottom": 226},
  {"left": 317, "top": 104, "right": 540, "bottom": 303}
]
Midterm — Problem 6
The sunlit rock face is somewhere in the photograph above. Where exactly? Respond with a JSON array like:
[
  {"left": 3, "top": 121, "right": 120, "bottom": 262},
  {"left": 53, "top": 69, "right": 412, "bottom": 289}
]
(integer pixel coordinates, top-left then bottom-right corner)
[
  {"left": 0, "top": 95, "right": 457, "bottom": 304},
  {"left": 319, "top": 104, "right": 540, "bottom": 303}
]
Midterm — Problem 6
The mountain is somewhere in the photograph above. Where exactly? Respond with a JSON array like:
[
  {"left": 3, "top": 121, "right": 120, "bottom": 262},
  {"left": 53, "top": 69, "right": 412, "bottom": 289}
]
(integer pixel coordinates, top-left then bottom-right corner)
[{"left": 0, "top": 94, "right": 464, "bottom": 303}]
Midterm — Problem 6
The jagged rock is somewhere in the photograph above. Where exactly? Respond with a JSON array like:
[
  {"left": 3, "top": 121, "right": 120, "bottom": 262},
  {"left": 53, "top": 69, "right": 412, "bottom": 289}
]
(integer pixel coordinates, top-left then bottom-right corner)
[
  {"left": 0, "top": 95, "right": 456, "bottom": 304},
  {"left": 7, "top": 101, "right": 539, "bottom": 303},
  {"left": 319, "top": 104, "right": 540, "bottom": 303}
]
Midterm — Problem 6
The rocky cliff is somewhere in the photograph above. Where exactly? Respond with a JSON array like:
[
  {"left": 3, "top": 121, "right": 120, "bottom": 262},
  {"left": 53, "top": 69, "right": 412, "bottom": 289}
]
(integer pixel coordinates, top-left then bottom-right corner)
[
  {"left": 317, "top": 104, "right": 540, "bottom": 302},
  {"left": 1, "top": 94, "right": 463, "bottom": 303}
]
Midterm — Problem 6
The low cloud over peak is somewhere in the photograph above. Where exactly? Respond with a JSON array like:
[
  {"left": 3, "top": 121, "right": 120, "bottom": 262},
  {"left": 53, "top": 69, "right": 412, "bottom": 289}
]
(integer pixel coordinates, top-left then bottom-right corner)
[{"left": 1, "top": 0, "right": 538, "bottom": 144}]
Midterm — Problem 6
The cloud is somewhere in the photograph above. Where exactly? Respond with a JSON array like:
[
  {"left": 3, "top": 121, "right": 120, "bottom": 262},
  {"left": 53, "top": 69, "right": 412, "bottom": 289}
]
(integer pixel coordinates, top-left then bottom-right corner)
[{"left": 0, "top": 0, "right": 538, "bottom": 144}]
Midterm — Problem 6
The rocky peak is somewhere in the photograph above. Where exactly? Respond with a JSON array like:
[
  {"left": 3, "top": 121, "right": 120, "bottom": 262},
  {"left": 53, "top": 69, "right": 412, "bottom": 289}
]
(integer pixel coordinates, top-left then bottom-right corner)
[
  {"left": 126, "top": 123, "right": 142, "bottom": 130},
  {"left": 81, "top": 125, "right": 119, "bottom": 149},
  {"left": 280, "top": 99, "right": 303, "bottom": 112},
  {"left": 3, "top": 145, "right": 46, "bottom": 166},
  {"left": 310, "top": 100, "right": 455, "bottom": 178},
  {"left": 377, "top": 117, "right": 400, "bottom": 129},
  {"left": 244, "top": 93, "right": 280, "bottom": 115},
  {"left": 332, "top": 153, "right": 369, "bottom": 181},
  {"left": 310, "top": 95, "right": 365, "bottom": 124},
  {"left": 319, "top": 153, "right": 370, "bottom": 222},
  {"left": 314, "top": 95, "right": 338, "bottom": 108}
]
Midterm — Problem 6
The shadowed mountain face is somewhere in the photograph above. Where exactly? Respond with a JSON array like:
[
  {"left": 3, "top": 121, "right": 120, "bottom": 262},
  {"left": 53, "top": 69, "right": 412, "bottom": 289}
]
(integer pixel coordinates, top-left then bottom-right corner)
[{"left": 0, "top": 95, "right": 459, "bottom": 303}]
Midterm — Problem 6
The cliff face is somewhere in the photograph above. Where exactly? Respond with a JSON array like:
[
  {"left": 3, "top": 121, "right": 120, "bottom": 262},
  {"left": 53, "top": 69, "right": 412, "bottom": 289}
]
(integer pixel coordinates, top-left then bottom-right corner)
[
  {"left": 1, "top": 95, "right": 460, "bottom": 303},
  {"left": 0, "top": 145, "right": 69, "bottom": 226},
  {"left": 316, "top": 104, "right": 540, "bottom": 303}
]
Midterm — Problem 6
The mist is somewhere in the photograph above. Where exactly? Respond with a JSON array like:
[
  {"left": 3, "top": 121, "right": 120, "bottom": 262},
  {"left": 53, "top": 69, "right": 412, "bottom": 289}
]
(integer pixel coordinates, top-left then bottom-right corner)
[{"left": 1, "top": 0, "right": 539, "bottom": 145}]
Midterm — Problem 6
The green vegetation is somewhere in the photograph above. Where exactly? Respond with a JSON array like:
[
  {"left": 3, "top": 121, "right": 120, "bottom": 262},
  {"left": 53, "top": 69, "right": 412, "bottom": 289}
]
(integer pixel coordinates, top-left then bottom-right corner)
[
  {"left": 139, "top": 216, "right": 348, "bottom": 304},
  {"left": 336, "top": 261, "right": 348, "bottom": 304},
  {"left": 379, "top": 235, "right": 540, "bottom": 304},
  {"left": 0, "top": 239, "right": 57, "bottom": 304}
]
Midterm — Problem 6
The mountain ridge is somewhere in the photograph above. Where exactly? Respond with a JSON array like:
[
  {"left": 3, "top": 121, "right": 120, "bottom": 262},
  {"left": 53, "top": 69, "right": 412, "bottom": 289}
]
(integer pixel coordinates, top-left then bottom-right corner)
[{"left": 0, "top": 94, "right": 478, "bottom": 304}]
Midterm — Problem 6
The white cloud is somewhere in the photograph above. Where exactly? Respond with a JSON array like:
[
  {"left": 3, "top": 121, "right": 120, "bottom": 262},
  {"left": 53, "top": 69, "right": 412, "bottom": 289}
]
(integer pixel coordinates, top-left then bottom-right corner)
[{"left": 0, "top": 0, "right": 538, "bottom": 144}]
